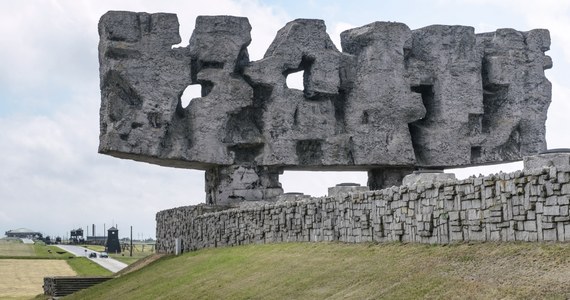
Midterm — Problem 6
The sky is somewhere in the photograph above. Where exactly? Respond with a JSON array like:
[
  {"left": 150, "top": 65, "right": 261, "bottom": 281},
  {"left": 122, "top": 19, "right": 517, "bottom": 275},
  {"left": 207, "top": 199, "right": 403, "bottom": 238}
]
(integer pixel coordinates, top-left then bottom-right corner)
[{"left": 1, "top": 0, "right": 568, "bottom": 239}]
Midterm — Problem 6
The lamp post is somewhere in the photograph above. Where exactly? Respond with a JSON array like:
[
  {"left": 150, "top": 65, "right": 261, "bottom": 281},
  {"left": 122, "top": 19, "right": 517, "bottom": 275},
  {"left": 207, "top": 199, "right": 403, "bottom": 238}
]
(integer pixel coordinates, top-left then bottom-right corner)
[{"left": 130, "top": 226, "right": 133, "bottom": 257}]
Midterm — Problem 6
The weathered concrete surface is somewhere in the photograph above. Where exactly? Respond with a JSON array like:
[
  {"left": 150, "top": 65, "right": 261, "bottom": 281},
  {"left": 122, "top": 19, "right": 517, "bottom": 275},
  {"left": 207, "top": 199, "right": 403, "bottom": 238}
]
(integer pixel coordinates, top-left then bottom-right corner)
[
  {"left": 407, "top": 25, "right": 483, "bottom": 167},
  {"left": 98, "top": 11, "right": 194, "bottom": 167},
  {"left": 341, "top": 22, "right": 425, "bottom": 167},
  {"left": 98, "top": 12, "right": 552, "bottom": 205},
  {"left": 205, "top": 165, "right": 282, "bottom": 205}
]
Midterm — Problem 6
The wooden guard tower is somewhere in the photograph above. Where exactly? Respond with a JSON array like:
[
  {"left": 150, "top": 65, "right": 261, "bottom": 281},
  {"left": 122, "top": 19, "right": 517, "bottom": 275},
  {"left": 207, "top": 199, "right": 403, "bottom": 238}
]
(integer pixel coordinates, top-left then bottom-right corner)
[{"left": 106, "top": 227, "right": 121, "bottom": 253}]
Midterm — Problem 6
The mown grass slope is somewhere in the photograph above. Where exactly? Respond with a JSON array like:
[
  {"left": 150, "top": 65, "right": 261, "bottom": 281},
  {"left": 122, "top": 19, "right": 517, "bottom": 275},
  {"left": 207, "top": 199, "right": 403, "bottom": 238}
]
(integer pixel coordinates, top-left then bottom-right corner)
[
  {"left": 66, "top": 242, "right": 570, "bottom": 299},
  {"left": 0, "top": 239, "right": 112, "bottom": 299},
  {"left": 0, "top": 238, "right": 35, "bottom": 257},
  {"left": 0, "top": 259, "right": 76, "bottom": 299}
]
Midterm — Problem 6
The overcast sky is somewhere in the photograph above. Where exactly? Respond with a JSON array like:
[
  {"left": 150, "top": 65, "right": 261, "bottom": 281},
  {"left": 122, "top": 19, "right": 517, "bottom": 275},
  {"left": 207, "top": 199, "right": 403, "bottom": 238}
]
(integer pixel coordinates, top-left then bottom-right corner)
[{"left": 1, "top": 0, "right": 568, "bottom": 239}]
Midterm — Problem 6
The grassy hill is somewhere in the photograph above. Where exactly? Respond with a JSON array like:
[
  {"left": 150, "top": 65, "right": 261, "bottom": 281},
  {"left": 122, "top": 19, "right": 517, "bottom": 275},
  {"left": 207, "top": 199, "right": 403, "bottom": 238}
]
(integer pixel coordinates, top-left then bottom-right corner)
[
  {"left": 0, "top": 239, "right": 111, "bottom": 299},
  {"left": 66, "top": 242, "right": 570, "bottom": 299}
]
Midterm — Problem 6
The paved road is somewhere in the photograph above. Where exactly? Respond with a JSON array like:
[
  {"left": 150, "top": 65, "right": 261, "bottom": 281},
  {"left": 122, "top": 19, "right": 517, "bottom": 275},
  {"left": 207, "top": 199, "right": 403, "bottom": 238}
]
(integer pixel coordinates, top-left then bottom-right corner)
[{"left": 56, "top": 245, "right": 128, "bottom": 273}]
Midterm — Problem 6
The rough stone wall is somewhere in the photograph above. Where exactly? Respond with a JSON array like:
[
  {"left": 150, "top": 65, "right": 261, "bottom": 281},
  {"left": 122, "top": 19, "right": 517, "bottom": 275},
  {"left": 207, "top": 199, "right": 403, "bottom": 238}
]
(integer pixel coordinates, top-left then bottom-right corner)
[
  {"left": 98, "top": 12, "right": 552, "bottom": 205},
  {"left": 157, "top": 164, "right": 570, "bottom": 253}
]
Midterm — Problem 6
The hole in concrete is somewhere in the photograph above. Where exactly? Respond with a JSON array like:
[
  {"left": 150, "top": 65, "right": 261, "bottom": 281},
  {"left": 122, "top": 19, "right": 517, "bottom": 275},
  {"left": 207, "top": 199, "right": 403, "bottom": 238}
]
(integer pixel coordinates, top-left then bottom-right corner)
[
  {"left": 180, "top": 84, "right": 202, "bottom": 108},
  {"left": 409, "top": 84, "right": 435, "bottom": 165},
  {"left": 280, "top": 171, "right": 367, "bottom": 197},
  {"left": 286, "top": 70, "right": 304, "bottom": 90},
  {"left": 470, "top": 146, "right": 482, "bottom": 164},
  {"left": 411, "top": 84, "right": 435, "bottom": 122}
]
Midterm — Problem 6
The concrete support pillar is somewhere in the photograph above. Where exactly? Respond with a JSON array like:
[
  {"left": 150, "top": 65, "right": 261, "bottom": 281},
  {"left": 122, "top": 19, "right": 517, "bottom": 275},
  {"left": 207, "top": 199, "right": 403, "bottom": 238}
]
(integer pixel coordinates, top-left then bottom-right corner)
[
  {"left": 367, "top": 168, "right": 414, "bottom": 190},
  {"left": 205, "top": 165, "right": 283, "bottom": 206}
]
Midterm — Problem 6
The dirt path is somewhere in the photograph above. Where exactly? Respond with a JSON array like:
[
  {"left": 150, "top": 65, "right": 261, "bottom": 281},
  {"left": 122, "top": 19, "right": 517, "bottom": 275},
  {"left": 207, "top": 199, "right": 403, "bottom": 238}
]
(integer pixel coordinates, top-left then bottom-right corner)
[{"left": 0, "top": 259, "right": 76, "bottom": 298}]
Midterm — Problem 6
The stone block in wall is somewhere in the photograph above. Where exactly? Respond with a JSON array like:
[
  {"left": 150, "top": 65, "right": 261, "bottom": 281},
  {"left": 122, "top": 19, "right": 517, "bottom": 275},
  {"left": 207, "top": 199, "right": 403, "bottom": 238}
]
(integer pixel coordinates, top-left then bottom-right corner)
[
  {"left": 542, "top": 221, "right": 555, "bottom": 229},
  {"left": 562, "top": 184, "right": 570, "bottom": 195},
  {"left": 558, "top": 195, "right": 569, "bottom": 205},
  {"left": 543, "top": 205, "right": 560, "bottom": 216},
  {"left": 489, "top": 230, "right": 501, "bottom": 241},
  {"left": 513, "top": 215, "right": 526, "bottom": 221},
  {"left": 545, "top": 196, "right": 558, "bottom": 206},
  {"left": 558, "top": 172, "right": 570, "bottom": 183},
  {"left": 557, "top": 223, "right": 565, "bottom": 241},
  {"left": 512, "top": 205, "right": 522, "bottom": 216},
  {"left": 524, "top": 221, "right": 537, "bottom": 232},
  {"left": 495, "top": 221, "right": 511, "bottom": 229},
  {"left": 536, "top": 202, "right": 544, "bottom": 214},
  {"left": 543, "top": 228, "right": 557, "bottom": 241},
  {"left": 505, "top": 225, "right": 516, "bottom": 241},
  {"left": 564, "top": 224, "right": 570, "bottom": 240}
]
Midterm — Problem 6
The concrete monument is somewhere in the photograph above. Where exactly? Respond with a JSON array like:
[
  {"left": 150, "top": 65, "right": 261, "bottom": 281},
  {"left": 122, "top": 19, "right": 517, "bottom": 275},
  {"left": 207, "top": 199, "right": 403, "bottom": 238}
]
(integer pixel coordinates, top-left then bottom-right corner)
[{"left": 98, "top": 12, "right": 552, "bottom": 205}]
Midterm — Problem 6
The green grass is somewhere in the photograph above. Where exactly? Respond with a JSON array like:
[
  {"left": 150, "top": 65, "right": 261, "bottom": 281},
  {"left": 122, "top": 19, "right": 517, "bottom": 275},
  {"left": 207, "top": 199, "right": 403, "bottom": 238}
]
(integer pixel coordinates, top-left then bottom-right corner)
[
  {"left": 66, "top": 257, "right": 113, "bottom": 276},
  {"left": 0, "top": 239, "right": 72, "bottom": 259},
  {"left": 0, "top": 239, "right": 112, "bottom": 277},
  {"left": 0, "top": 239, "right": 35, "bottom": 257},
  {"left": 65, "top": 242, "right": 570, "bottom": 300},
  {"left": 109, "top": 247, "right": 153, "bottom": 265},
  {"left": 33, "top": 242, "right": 74, "bottom": 259}
]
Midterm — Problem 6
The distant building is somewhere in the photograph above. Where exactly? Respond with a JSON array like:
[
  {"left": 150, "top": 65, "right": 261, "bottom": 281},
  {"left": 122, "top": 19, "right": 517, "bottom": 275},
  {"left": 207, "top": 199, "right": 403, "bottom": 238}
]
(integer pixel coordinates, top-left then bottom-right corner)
[
  {"left": 5, "top": 228, "right": 43, "bottom": 239},
  {"left": 85, "top": 236, "right": 106, "bottom": 245},
  {"left": 106, "top": 227, "right": 121, "bottom": 253},
  {"left": 70, "top": 228, "right": 84, "bottom": 244}
]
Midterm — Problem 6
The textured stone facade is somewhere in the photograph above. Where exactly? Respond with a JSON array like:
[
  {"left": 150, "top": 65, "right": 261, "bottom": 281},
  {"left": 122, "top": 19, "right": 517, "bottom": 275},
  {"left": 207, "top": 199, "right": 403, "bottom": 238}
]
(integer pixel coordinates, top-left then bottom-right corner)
[
  {"left": 157, "top": 154, "right": 570, "bottom": 253},
  {"left": 99, "top": 12, "right": 552, "bottom": 205}
]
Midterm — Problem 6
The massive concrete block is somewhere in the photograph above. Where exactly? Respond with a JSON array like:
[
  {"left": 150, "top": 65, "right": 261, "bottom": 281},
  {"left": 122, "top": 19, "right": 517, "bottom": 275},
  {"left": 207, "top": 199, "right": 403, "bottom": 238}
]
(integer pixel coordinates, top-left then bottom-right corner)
[
  {"left": 98, "top": 11, "right": 194, "bottom": 167},
  {"left": 407, "top": 25, "right": 484, "bottom": 167},
  {"left": 98, "top": 12, "right": 552, "bottom": 205},
  {"left": 475, "top": 29, "right": 552, "bottom": 163},
  {"left": 243, "top": 19, "right": 346, "bottom": 167},
  {"left": 341, "top": 22, "right": 426, "bottom": 166}
]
